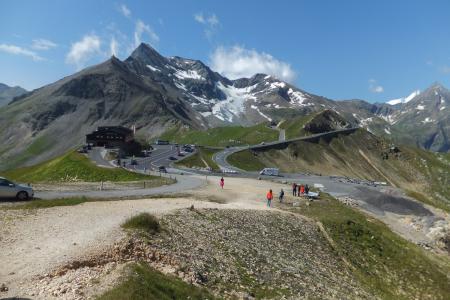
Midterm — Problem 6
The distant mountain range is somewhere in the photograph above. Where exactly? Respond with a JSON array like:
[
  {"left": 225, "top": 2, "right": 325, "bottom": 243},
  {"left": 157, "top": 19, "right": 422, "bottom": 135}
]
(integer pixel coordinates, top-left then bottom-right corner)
[
  {"left": 0, "top": 43, "right": 448, "bottom": 169},
  {"left": 0, "top": 83, "right": 27, "bottom": 107}
]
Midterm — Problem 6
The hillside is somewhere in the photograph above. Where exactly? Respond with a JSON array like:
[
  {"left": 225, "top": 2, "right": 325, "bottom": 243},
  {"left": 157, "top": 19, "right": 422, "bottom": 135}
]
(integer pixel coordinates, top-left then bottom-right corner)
[
  {"left": 2, "top": 151, "right": 161, "bottom": 183},
  {"left": 160, "top": 123, "right": 279, "bottom": 147},
  {"left": 1, "top": 44, "right": 448, "bottom": 172},
  {"left": 0, "top": 83, "right": 27, "bottom": 107},
  {"left": 229, "top": 129, "right": 450, "bottom": 211}
]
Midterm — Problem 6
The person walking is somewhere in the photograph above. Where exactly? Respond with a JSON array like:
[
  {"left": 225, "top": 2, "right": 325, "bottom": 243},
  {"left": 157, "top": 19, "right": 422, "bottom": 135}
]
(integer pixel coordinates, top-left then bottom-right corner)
[
  {"left": 297, "top": 184, "right": 301, "bottom": 196},
  {"left": 278, "top": 188, "right": 285, "bottom": 203},
  {"left": 292, "top": 183, "right": 297, "bottom": 196},
  {"left": 305, "top": 184, "right": 310, "bottom": 195},
  {"left": 220, "top": 177, "right": 225, "bottom": 189},
  {"left": 266, "top": 189, "right": 273, "bottom": 207}
]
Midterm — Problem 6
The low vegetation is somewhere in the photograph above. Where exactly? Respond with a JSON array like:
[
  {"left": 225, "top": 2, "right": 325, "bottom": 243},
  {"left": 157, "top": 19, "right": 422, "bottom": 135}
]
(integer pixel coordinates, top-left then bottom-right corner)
[
  {"left": 122, "top": 213, "right": 160, "bottom": 234},
  {"left": 97, "top": 263, "right": 215, "bottom": 300},
  {"left": 2, "top": 151, "right": 161, "bottom": 183},
  {"left": 226, "top": 150, "right": 266, "bottom": 171},
  {"left": 278, "top": 114, "right": 315, "bottom": 139},
  {"left": 229, "top": 129, "right": 450, "bottom": 211},
  {"left": 175, "top": 147, "right": 220, "bottom": 171},
  {"left": 292, "top": 194, "right": 450, "bottom": 299},
  {"left": 160, "top": 123, "right": 278, "bottom": 147}
]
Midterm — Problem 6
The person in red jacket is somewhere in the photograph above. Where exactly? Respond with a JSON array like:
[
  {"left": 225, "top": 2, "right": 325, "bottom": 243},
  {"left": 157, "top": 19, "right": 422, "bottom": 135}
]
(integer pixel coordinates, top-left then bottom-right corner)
[
  {"left": 300, "top": 184, "right": 305, "bottom": 195},
  {"left": 266, "top": 189, "right": 273, "bottom": 207}
]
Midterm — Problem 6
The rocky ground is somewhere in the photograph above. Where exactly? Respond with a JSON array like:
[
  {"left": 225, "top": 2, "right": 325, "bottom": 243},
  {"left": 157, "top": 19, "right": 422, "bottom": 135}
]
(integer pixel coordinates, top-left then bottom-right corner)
[{"left": 13, "top": 208, "right": 374, "bottom": 299}]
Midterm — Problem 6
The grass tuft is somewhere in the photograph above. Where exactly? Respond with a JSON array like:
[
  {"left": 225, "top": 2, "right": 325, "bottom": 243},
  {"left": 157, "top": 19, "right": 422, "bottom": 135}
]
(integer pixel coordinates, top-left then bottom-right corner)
[
  {"left": 97, "top": 263, "right": 215, "bottom": 300},
  {"left": 122, "top": 213, "right": 160, "bottom": 234}
]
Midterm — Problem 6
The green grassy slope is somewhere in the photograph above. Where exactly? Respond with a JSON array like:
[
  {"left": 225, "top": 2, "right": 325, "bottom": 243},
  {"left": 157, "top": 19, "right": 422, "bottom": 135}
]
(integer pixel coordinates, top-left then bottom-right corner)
[
  {"left": 175, "top": 147, "right": 220, "bottom": 171},
  {"left": 97, "top": 263, "right": 215, "bottom": 300},
  {"left": 160, "top": 123, "right": 278, "bottom": 147},
  {"left": 2, "top": 151, "right": 161, "bottom": 183},
  {"left": 229, "top": 129, "right": 450, "bottom": 211},
  {"left": 278, "top": 115, "right": 315, "bottom": 139},
  {"left": 291, "top": 194, "right": 450, "bottom": 300}
]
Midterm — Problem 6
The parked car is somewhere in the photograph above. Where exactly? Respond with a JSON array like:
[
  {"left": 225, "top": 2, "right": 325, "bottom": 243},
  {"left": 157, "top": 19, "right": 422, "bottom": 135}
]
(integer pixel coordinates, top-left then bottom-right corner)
[
  {"left": 0, "top": 177, "right": 34, "bottom": 200},
  {"left": 259, "top": 168, "right": 279, "bottom": 176},
  {"left": 158, "top": 166, "right": 167, "bottom": 173},
  {"left": 168, "top": 156, "right": 177, "bottom": 161}
]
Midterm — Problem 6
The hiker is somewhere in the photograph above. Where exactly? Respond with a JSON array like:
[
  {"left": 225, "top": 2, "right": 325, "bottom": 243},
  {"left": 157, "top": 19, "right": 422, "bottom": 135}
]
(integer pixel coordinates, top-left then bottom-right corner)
[
  {"left": 300, "top": 184, "right": 305, "bottom": 195},
  {"left": 279, "top": 189, "right": 285, "bottom": 203},
  {"left": 305, "top": 184, "right": 310, "bottom": 195},
  {"left": 220, "top": 177, "right": 225, "bottom": 189},
  {"left": 292, "top": 183, "right": 297, "bottom": 196},
  {"left": 266, "top": 189, "right": 273, "bottom": 207},
  {"left": 297, "top": 184, "right": 301, "bottom": 196}
]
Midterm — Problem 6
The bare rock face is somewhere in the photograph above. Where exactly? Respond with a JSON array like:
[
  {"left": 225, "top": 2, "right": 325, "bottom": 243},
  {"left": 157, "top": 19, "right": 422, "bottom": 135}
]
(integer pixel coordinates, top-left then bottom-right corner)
[{"left": 304, "top": 109, "right": 351, "bottom": 134}]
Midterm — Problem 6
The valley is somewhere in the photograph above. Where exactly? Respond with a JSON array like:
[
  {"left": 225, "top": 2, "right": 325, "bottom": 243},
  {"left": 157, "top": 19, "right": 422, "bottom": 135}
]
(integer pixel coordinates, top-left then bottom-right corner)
[{"left": 0, "top": 33, "right": 449, "bottom": 300}]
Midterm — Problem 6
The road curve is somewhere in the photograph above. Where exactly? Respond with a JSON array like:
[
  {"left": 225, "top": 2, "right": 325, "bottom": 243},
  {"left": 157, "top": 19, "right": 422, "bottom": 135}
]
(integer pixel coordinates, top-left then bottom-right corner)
[
  {"left": 35, "top": 173, "right": 206, "bottom": 199},
  {"left": 212, "top": 128, "right": 359, "bottom": 172}
]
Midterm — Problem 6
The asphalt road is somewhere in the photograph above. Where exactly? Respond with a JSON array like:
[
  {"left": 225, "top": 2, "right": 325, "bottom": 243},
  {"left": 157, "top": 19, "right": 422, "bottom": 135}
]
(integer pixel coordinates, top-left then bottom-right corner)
[
  {"left": 210, "top": 128, "right": 436, "bottom": 221},
  {"left": 35, "top": 172, "right": 205, "bottom": 199}
]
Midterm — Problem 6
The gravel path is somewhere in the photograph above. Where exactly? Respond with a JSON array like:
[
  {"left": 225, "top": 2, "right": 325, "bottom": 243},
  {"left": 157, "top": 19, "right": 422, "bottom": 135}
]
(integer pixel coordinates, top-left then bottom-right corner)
[{"left": 0, "top": 176, "right": 283, "bottom": 299}]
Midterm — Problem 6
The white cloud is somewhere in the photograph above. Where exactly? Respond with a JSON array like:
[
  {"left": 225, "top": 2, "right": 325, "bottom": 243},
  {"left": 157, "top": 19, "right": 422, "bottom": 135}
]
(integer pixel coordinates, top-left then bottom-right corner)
[
  {"left": 134, "top": 20, "right": 159, "bottom": 48},
  {"left": 194, "top": 12, "right": 220, "bottom": 39},
  {"left": 65, "top": 34, "right": 101, "bottom": 69},
  {"left": 368, "top": 79, "right": 384, "bottom": 93},
  {"left": 31, "top": 38, "right": 57, "bottom": 50},
  {"left": 440, "top": 65, "right": 450, "bottom": 74},
  {"left": 210, "top": 45, "right": 296, "bottom": 83},
  {"left": 194, "top": 13, "right": 205, "bottom": 24},
  {"left": 194, "top": 12, "right": 219, "bottom": 26},
  {"left": 110, "top": 37, "right": 119, "bottom": 56},
  {"left": 0, "top": 43, "right": 44, "bottom": 61},
  {"left": 119, "top": 4, "right": 131, "bottom": 18}
]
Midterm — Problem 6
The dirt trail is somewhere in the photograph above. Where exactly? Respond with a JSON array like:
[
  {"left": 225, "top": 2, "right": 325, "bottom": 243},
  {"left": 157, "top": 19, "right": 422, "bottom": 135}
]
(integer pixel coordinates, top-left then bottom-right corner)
[
  {"left": 358, "top": 150, "right": 396, "bottom": 186},
  {"left": 0, "top": 176, "right": 286, "bottom": 298}
]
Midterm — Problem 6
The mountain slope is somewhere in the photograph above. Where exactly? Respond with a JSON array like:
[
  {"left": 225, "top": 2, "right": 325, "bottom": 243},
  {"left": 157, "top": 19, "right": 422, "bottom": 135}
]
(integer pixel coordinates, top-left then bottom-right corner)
[
  {"left": 1, "top": 44, "right": 449, "bottom": 170},
  {"left": 229, "top": 129, "right": 450, "bottom": 211},
  {"left": 390, "top": 84, "right": 450, "bottom": 152},
  {"left": 0, "top": 53, "right": 203, "bottom": 170},
  {"left": 0, "top": 83, "right": 27, "bottom": 107}
]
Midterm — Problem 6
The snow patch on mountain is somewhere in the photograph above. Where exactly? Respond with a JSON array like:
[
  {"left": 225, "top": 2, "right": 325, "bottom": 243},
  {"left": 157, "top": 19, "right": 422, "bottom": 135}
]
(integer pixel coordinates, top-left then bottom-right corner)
[
  {"left": 288, "top": 88, "right": 308, "bottom": 106},
  {"left": 251, "top": 104, "right": 272, "bottom": 121},
  {"left": 416, "top": 105, "right": 425, "bottom": 110},
  {"left": 174, "top": 69, "right": 204, "bottom": 80},
  {"left": 422, "top": 117, "right": 433, "bottom": 124},
  {"left": 387, "top": 90, "right": 420, "bottom": 105},
  {"left": 210, "top": 82, "right": 257, "bottom": 122},
  {"left": 147, "top": 65, "right": 161, "bottom": 72},
  {"left": 270, "top": 81, "right": 286, "bottom": 89},
  {"left": 384, "top": 128, "right": 391, "bottom": 135}
]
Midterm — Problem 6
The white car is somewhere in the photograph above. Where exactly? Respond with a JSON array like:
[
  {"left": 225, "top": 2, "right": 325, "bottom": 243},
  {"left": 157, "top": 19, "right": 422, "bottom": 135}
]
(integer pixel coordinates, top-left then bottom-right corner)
[
  {"left": 259, "top": 168, "right": 279, "bottom": 176},
  {"left": 0, "top": 177, "right": 34, "bottom": 200}
]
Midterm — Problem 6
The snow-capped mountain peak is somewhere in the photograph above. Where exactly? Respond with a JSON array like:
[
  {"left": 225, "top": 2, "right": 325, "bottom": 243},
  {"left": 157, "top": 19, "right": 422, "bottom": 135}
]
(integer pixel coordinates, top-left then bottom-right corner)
[{"left": 387, "top": 90, "right": 420, "bottom": 105}]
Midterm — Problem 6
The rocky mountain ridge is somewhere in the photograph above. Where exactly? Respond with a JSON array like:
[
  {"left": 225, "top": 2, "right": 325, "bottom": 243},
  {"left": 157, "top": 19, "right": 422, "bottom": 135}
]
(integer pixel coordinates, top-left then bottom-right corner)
[
  {"left": 0, "top": 43, "right": 448, "bottom": 169},
  {"left": 0, "top": 83, "right": 27, "bottom": 107}
]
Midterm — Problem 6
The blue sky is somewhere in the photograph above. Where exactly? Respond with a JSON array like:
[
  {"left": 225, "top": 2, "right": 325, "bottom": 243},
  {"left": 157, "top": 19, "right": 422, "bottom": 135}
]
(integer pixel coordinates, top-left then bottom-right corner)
[{"left": 1, "top": 0, "right": 450, "bottom": 102}]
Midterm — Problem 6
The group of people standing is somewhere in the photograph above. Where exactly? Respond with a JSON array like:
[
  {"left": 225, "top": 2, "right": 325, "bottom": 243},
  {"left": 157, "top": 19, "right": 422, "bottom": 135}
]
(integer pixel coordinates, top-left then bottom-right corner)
[
  {"left": 218, "top": 177, "right": 308, "bottom": 209},
  {"left": 292, "top": 182, "right": 309, "bottom": 197}
]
